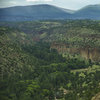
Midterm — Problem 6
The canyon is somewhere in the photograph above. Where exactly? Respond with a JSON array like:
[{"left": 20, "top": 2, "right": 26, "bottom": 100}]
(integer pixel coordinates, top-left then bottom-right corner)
[{"left": 51, "top": 43, "right": 100, "bottom": 62}]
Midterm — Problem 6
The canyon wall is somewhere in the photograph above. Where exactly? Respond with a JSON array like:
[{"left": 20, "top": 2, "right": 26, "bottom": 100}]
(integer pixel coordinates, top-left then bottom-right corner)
[{"left": 51, "top": 43, "right": 100, "bottom": 62}]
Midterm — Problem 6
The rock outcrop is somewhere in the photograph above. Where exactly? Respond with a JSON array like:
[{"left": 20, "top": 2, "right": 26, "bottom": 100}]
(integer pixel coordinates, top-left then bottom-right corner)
[{"left": 51, "top": 43, "right": 100, "bottom": 61}]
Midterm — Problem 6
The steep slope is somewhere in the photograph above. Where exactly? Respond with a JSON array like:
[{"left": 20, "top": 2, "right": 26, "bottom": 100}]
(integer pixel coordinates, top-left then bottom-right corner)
[
  {"left": 0, "top": 4, "right": 72, "bottom": 21},
  {"left": 74, "top": 4, "right": 100, "bottom": 19}
]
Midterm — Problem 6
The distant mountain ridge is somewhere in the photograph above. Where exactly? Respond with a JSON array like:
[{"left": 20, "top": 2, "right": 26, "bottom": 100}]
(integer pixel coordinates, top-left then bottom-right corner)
[
  {"left": 0, "top": 4, "right": 100, "bottom": 21},
  {"left": 74, "top": 4, "right": 100, "bottom": 19}
]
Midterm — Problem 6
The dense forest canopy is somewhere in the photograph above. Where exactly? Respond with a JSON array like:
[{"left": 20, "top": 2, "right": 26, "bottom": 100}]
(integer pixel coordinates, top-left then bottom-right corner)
[{"left": 0, "top": 20, "right": 100, "bottom": 100}]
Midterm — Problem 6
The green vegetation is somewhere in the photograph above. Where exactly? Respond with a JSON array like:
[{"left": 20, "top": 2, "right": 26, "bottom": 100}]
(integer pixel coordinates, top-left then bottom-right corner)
[
  {"left": 0, "top": 20, "right": 100, "bottom": 100},
  {"left": 1, "top": 20, "right": 100, "bottom": 48}
]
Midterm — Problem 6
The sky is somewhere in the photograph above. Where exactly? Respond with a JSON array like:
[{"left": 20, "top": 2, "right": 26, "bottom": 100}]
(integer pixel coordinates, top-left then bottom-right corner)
[{"left": 0, "top": 0, "right": 100, "bottom": 10}]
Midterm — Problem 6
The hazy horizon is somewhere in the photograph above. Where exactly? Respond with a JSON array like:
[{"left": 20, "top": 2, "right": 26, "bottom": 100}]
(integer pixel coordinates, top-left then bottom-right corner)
[{"left": 0, "top": 0, "right": 100, "bottom": 10}]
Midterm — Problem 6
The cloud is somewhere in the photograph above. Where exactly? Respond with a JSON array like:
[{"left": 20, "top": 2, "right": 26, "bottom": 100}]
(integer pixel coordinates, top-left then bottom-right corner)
[
  {"left": 27, "top": 0, "right": 39, "bottom": 1},
  {"left": 26, "top": 0, "right": 53, "bottom": 2},
  {"left": 9, "top": 1, "right": 17, "bottom": 4}
]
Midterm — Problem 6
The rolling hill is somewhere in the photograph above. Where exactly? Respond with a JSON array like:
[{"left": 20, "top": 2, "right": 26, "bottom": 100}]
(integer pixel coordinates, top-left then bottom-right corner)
[
  {"left": 74, "top": 4, "right": 100, "bottom": 19},
  {"left": 0, "top": 4, "right": 72, "bottom": 21},
  {"left": 0, "top": 4, "right": 100, "bottom": 21}
]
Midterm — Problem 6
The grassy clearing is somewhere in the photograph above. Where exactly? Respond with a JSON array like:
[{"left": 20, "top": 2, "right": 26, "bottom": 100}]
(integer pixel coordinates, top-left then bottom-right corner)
[{"left": 71, "top": 65, "right": 100, "bottom": 74}]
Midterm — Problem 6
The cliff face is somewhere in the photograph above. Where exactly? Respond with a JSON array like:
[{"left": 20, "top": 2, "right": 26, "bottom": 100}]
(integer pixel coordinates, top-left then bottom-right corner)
[
  {"left": 91, "top": 92, "right": 100, "bottom": 100},
  {"left": 51, "top": 43, "right": 100, "bottom": 61},
  {"left": 80, "top": 48, "right": 100, "bottom": 61}
]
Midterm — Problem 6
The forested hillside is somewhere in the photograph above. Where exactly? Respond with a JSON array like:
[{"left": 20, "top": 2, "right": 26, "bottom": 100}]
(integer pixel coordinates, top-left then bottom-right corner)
[
  {"left": 0, "top": 20, "right": 100, "bottom": 100},
  {"left": 0, "top": 20, "right": 100, "bottom": 61}
]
